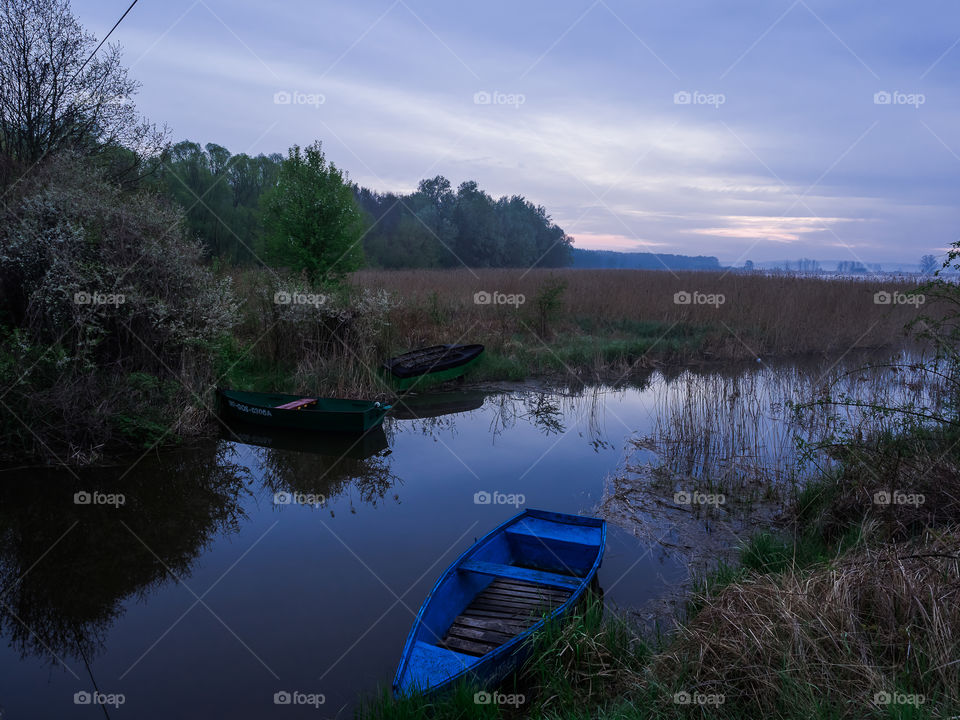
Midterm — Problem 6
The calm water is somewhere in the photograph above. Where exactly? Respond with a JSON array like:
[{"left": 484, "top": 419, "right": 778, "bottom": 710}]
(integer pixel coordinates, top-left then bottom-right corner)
[
  {"left": 0, "top": 382, "right": 691, "bottom": 719},
  {"left": 0, "top": 355, "right": 925, "bottom": 718}
]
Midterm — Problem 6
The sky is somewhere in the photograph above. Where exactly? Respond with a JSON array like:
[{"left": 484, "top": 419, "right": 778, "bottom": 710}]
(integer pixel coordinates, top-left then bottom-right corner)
[{"left": 72, "top": 0, "right": 960, "bottom": 266}]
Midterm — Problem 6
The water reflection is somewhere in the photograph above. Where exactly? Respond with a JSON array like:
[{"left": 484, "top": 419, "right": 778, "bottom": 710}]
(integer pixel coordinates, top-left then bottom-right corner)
[
  {"left": 0, "top": 355, "right": 932, "bottom": 718},
  {"left": 600, "top": 352, "right": 940, "bottom": 583},
  {"left": 220, "top": 423, "right": 399, "bottom": 514},
  {"left": 389, "top": 391, "right": 486, "bottom": 420},
  {"left": 0, "top": 445, "right": 246, "bottom": 668}
]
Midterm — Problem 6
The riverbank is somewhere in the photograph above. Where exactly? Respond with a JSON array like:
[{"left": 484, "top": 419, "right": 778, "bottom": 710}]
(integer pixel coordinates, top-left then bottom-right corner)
[
  {"left": 221, "top": 267, "right": 930, "bottom": 396},
  {"left": 0, "top": 264, "right": 935, "bottom": 466},
  {"left": 363, "top": 424, "right": 960, "bottom": 719}
]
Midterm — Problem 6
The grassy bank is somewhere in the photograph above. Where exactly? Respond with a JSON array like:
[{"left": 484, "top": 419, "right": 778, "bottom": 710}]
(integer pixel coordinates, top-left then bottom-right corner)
[
  {"left": 221, "top": 268, "right": 930, "bottom": 399},
  {"left": 0, "top": 260, "right": 936, "bottom": 465},
  {"left": 360, "top": 423, "right": 960, "bottom": 719}
]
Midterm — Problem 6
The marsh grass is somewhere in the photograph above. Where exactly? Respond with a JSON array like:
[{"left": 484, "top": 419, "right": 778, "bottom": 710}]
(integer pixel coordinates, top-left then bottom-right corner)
[
  {"left": 359, "top": 683, "right": 504, "bottom": 720},
  {"left": 224, "top": 268, "right": 932, "bottom": 399},
  {"left": 659, "top": 528, "right": 960, "bottom": 718},
  {"left": 354, "top": 269, "right": 930, "bottom": 357},
  {"left": 522, "top": 594, "right": 651, "bottom": 711}
]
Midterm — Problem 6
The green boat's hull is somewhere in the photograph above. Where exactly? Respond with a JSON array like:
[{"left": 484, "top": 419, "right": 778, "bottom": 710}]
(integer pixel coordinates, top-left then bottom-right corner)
[
  {"left": 218, "top": 389, "right": 389, "bottom": 432},
  {"left": 388, "top": 355, "right": 482, "bottom": 390}
]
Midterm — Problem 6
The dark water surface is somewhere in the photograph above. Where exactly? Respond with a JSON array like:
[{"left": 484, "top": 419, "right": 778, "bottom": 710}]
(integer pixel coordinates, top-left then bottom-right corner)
[{"left": 0, "top": 383, "right": 689, "bottom": 719}]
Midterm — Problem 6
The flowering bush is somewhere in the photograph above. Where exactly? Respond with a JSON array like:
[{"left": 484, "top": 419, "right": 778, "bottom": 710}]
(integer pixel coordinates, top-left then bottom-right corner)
[{"left": 0, "top": 154, "right": 238, "bottom": 462}]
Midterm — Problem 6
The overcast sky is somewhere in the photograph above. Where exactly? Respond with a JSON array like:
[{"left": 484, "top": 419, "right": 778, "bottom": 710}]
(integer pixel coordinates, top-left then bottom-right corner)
[{"left": 73, "top": 0, "right": 960, "bottom": 266}]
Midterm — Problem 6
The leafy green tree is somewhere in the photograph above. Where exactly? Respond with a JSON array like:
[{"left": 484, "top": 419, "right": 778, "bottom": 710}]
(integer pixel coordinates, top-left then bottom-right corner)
[{"left": 263, "top": 142, "right": 364, "bottom": 281}]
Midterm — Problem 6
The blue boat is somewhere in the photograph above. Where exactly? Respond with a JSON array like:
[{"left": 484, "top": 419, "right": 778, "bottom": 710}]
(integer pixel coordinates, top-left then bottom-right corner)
[{"left": 393, "top": 509, "right": 606, "bottom": 696}]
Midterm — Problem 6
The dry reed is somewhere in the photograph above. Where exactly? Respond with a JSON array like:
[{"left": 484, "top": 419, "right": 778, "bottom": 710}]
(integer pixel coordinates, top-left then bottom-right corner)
[{"left": 653, "top": 529, "right": 960, "bottom": 716}]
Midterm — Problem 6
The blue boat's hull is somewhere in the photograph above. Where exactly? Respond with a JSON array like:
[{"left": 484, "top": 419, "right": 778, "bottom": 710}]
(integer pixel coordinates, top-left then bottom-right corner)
[{"left": 393, "top": 509, "right": 606, "bottom": 697}]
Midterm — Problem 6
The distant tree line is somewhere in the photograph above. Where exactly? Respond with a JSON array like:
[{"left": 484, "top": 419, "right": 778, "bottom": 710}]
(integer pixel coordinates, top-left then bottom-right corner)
[
  {"left": 154, "top": 142, "right": 573, "bottom": 270},
  {"left": 571, "top": 248, "right": 720, "bottom": 271},
  {"left": 355, "top": 176, "right": 572, "bottom": 268},
  {"left": 156, "top": 141, "right": 282, "bottom": 265}
]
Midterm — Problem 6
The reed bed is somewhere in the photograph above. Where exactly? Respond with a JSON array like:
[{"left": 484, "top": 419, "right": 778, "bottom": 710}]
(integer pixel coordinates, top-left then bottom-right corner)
[
  {"left": 655, "top": 529, "right": 960, "bottom": 717},
  {"left": 224, "top": 267, "right": 933, "bottom": 398},
  {"left": 354, "top": 268, "right": 930, "bottom": 357}
]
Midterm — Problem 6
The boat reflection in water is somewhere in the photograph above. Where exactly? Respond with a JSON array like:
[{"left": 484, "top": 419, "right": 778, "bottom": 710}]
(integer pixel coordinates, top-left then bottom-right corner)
[
  {"left": 221, "top": 423, "right": 389, "bottom": 458},
  {"left": 218, "top": 421, "right": 399, "bottom": 513},
  {"left": 389, "top": 391, "right": 487, "bottom": 420}
]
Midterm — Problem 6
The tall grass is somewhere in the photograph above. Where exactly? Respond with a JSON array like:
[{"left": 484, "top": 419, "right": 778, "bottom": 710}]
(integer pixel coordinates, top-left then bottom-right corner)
[
  {"left": 223, "top": 268, "right": 932, "bottom": 398},
  {"left": 354, "top": 269, "right": 929, "bottom": 357}
]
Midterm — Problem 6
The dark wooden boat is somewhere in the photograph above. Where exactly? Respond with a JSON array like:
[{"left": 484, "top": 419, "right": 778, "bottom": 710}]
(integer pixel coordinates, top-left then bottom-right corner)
[
  {"left": 393, "top": 509, "right": 606, "bottom": 696},
  {"left": 217, "top": 389, "right": 390, "bottom": 432},
  {"left": 383, "top": 344, "right": 484, "bottom": 390}
]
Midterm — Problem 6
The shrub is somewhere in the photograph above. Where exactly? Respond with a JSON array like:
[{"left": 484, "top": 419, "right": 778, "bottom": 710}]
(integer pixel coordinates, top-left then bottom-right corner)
[{"left": 0, "top": 153, "right": 238, "bottom": 463}]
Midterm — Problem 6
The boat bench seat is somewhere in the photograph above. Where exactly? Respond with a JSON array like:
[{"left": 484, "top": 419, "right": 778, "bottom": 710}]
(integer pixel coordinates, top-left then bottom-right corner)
[
  {"left": 458, "top": 560, "right": 582, "bottom": 590},
  {"left": 274, "top": 398, "right": 317, "bottom": 410},
  {"left": 505, "top": 517, "right": 602, "bottom": 547}
]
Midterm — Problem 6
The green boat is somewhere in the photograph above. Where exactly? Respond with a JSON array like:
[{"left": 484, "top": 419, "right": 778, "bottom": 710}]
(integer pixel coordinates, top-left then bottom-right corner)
[
  {"left": 383, "top": 344, "right": 485, "bottom": 390},
  {"left": 217, "top": 389, "right": 390, "bottom": 432}
]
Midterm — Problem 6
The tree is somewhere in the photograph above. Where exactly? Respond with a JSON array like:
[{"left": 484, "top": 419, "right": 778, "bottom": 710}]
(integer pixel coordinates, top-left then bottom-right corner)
[
  {"left": 454, "top": 181, "right": 499, "bottom": 266},
  {"left": 0, "top": 0, "right": 164, "bottom": 184},
  {"left": 920, "top": 254, "right": 938, "bottom": 276},
  {"left": 262, "top": 141, "right": 363, "bottom": 281}
]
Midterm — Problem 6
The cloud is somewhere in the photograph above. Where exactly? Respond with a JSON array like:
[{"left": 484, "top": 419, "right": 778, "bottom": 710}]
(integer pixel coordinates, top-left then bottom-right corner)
[
  {"left": 85, "top": 0, "right": 960, "bottom": 264},
  {"left": 570, "top": 233, "right": 668, "bottom": 251},
  {"left": 690, "top": 215, "right": 862, "bottom": 243}
]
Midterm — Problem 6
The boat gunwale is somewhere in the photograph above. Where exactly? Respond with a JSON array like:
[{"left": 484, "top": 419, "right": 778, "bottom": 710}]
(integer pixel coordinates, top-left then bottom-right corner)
[
  {"left": 218, "top": 389, "right": 391, "bottom": 416},
  {"left": 392, "top": 509, "right": 606, "bottom": 696}
]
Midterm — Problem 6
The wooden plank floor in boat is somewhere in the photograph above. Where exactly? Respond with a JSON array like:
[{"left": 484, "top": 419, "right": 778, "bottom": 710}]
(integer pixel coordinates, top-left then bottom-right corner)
[{"left": 440, "top": 578, "right": 573, "bottom": 656}]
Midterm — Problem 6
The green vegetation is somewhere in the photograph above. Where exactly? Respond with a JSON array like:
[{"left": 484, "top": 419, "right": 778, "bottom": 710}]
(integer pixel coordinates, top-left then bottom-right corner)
[
  {"left": 262, "top": 141, "right": 364, "bottom": 281},
  {"left": 355, "top": 177, "right": 573, "bottom": 269},
  {"left": 355, "top": 256, "right": 960, "bottom": 719},
  {"left": 0, "top": 154, "right": 237, "bottom": 463},
  {"left": 0, "top": 0, "right": 940, "bottom": 468},
  {"left": 152, "top": 142, "right": 573, "bottom": 271}
]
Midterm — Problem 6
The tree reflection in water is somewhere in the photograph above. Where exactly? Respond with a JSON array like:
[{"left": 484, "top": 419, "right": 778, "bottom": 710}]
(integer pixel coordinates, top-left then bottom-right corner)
[
  {"left": 222, "top": 424, "right": 399, "bottom": 514},
  {"left": 0, "top": 444, "right": 248, "bottom": 668}
]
